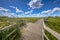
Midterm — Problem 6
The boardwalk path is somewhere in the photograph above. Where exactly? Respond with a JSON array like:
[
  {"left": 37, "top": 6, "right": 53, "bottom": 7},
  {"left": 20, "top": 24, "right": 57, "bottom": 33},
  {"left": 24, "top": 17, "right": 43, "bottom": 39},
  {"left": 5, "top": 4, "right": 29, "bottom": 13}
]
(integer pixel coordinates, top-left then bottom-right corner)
[{"left": 20, "top": 19, "right": 44, "bottom": 40}]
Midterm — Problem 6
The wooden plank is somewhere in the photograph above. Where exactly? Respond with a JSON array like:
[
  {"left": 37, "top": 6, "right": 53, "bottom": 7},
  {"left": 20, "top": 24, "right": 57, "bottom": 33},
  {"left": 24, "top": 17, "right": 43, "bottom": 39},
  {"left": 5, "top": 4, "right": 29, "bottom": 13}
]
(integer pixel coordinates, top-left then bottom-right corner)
[
  {"left": 11, "top": 34, "right": 16, "bottom": 40},
  {"left": 43, "top": 20, "right": 60, "bottom": 40},
  {"left": 0, "top": 23, "right": 16, "bottom": 31},
  {"left": 43, "top": 32, "right": 49, "bottom": 40},
  {"left": 6, "top": 29, "right": 16, "bottom": 38}
]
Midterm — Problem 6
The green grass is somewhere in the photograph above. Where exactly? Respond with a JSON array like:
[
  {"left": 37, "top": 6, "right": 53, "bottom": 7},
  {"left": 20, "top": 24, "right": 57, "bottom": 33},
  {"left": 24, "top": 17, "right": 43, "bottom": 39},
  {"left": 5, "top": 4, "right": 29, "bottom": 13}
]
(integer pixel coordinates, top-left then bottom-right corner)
[
  {"left": 44, "top": 36, "right": 47, "bottom": 40},
  {"left": 0, "top": 16, "right": 22, "bottom": 40},
  {"left": 45, "top": 30, "right": 57, "bottom": 40},
  {"left": 0, "top": 21, "right": 23, "bottom": 40},
  {"left": 0, "top": 16, "right": 11, "bottom": 29},
  {"left": 45, "top": 17, "right": 60, "bottom": 33},
  {"left": 0, "top": 16, "right": 41, "bottom": 40},
  {"left": 20, "top": 18, "right": 40, "bottom": 22},
  {"left": 0, "top": 22, "right": 10, "bottom": 29}
]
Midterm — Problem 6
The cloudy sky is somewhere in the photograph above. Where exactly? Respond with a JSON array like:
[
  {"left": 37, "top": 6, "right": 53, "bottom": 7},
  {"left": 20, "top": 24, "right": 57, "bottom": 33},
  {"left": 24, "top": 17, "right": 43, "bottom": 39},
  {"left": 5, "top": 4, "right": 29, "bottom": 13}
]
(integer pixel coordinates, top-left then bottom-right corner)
[{"left": 0, "top": 0, "right": 60, "bottom": 17}]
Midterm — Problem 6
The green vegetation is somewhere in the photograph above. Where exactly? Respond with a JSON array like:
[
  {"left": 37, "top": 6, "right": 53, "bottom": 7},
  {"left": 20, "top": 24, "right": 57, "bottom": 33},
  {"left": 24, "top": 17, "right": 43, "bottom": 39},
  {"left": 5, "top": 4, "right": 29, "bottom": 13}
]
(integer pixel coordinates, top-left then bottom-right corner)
[
  {"left": 20, "top": 18, "right": 40, "bottom": 22},
  {"left": 0, "top": 22, "right": 10, "bottom": 29},
  {"left": 0, "top": 16, "right": 25, "bottom": 40},
  {"left": 44, "top": 36, "right": 47, "bottom": 40},
  {"left": 0, "top": 27, "right": 16, "bottom": 40},
  {"left": 45, "top": 30, "right": 57, "bottom": 40},
  {"left": 0, "top": 16, "right": 10, "bottom": 29},
  {"left": 45, "top": 17, "right": 60, "bottom": 33},
  {"left": 0, "top": 16, "right": 41, "bottom": 40},
  {"left": 0, "top": 20, "right": 25, "bottom": 40}
]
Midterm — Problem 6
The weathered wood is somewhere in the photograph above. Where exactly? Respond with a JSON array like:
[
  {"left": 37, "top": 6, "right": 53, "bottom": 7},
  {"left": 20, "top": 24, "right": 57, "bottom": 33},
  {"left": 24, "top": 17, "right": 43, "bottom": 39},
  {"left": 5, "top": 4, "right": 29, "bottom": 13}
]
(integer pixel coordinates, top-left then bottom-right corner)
[
  {"left": 0, "top": 23, "right": 16, "bottom": 31},
  {"left": 6, "top": 29, "right": 16, "bottom": 38},
  {"left": 43, "top": 19, "right": 60, "bottom": 40},
  {"left": 43, "top": 32, "right": 49, "bottom": 40},
  {"left": 11, "top": 34, "right": 16, "bottom": 40},
  {"left": 0, "top": 23, "right": 18, "bottom": 40}
]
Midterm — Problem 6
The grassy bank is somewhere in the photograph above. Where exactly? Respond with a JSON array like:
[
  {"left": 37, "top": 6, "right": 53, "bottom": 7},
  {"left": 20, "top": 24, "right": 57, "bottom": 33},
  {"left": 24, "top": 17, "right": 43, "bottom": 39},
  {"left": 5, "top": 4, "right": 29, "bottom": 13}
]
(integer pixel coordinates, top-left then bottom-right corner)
[
  {"left": 0, "top": 16, "right": 25, "bottom": 40},
  {"left": 45, "top": 17, "right": 60, "bottom": 33},
  {"left": 0, "top": 16, "right": 41, "bottom": 40},
  {"left": 20, "top": 18, "right": 41, "bottom": 22},
  {"left": 45, "top": 30, "right": 57, "bottom": 40},
  {"left": 0, "top": 16, "right": 11, "bottom": 29}
]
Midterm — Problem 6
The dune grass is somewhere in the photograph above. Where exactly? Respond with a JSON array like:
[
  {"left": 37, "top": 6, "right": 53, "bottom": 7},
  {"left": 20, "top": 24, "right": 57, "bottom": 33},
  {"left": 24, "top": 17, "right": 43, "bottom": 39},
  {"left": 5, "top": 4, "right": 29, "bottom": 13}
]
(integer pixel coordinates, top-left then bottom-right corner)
[
  {"left": 0, "top": 22, "right": 10, "bottom": 29},
  {"left": 45, "top": 30, "right": 57, "bottom": 40},
  {"left": 20, "top": 18, "right": 41, "bottom": 22},
  {"left": 45, "top": 17, "right": 60, "bottom": 33},
  {"left": 0, "top": 16, "right": 41, "bottom": 40}
]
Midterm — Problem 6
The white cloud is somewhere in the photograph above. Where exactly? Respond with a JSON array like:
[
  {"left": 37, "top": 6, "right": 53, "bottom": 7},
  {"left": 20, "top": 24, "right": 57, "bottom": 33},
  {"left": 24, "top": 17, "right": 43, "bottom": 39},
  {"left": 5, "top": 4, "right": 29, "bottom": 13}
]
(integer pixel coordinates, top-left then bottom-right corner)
[
  {"left": 0, "top": 7, "right": 10, "bottom": 12},
  {"left": 41, "top": 10, "right": 52, "bottom": 14},
  {"left": 41, "top": 7, "right": 60, "bottom": 14},
  {"left": 16, "top": 8, "right": 23, "bottom": 13},
  {"left": 1, "top": 7, "right": 60, "bottom": 17},
  {"left": 25, "top": 10, "right": 33, "bottom": 14},
  {"left": 0, "top": 7, "right": 34, "bottom": 17},
  {"left": 52, "top": 7, "right": 60, "bottom": 13},
  {"left": 26, "top": 7, "right": 60, "bottom": 17},
  {"left": 10, "top": 6, "right": 24, "bottom": 13},
  {"left": 53, "top": 0, "right": 59, "bottom": 3},
  {"left": 28, "top": 0, "right": 43, "bottom": 9},
  {"left": 0, "top": 7, "right": 16, "bottom": 17}
]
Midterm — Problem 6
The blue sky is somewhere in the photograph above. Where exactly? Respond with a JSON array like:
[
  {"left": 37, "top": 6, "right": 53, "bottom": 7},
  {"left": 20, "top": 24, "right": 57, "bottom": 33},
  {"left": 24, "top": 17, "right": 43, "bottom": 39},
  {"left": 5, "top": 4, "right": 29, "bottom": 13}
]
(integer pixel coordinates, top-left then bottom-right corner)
[{"left": 0, "top": 0, "right": 60, "bottom": 17}]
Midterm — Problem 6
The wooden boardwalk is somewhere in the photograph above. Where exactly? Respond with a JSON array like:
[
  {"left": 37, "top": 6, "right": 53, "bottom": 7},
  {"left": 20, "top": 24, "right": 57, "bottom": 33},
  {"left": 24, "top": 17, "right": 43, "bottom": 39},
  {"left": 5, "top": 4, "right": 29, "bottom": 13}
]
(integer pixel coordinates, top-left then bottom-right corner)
[{"left": 20, "top": 19, "right": 44, "bottom": 40}]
